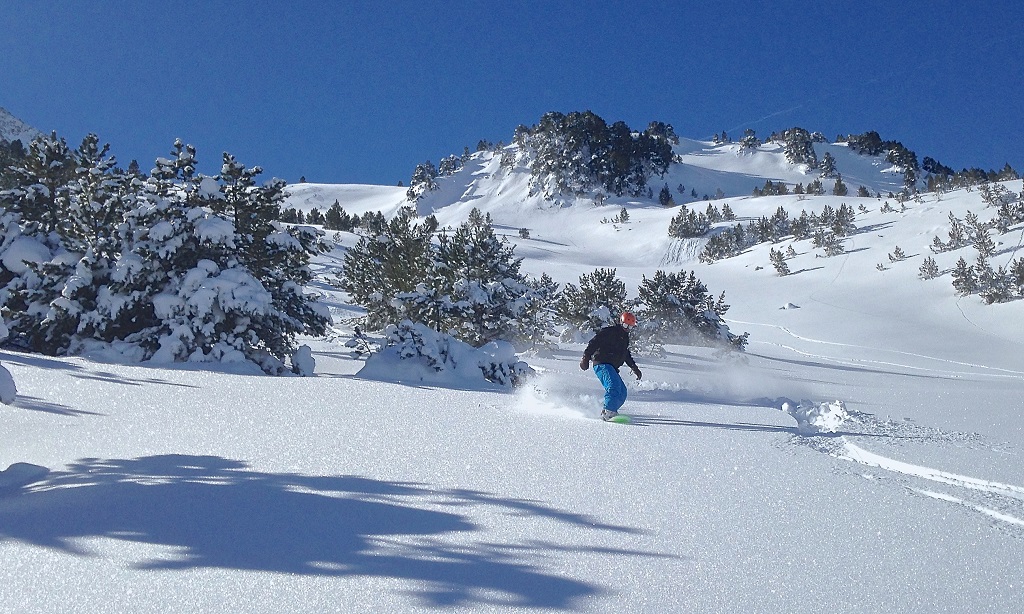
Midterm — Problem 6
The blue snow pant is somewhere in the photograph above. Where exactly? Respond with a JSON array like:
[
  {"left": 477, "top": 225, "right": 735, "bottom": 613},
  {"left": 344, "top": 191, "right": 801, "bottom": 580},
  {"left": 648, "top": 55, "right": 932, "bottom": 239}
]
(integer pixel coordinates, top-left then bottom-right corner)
[{"left": 593, "top": 363, "right": 627, "bottom": 412}]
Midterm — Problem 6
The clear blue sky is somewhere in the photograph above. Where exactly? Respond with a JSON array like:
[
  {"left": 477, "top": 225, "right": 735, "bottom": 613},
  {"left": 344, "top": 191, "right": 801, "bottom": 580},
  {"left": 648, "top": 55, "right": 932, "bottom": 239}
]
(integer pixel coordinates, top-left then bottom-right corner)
[{"left": 2, "top": 2, "right": 1021, "bottom": 186}]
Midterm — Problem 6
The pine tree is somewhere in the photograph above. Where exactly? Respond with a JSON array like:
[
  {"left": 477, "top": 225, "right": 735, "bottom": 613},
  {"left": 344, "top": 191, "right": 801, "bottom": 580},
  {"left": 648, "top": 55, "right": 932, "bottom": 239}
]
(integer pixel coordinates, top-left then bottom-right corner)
[
  {"left": 634, "top": 270, "right": 746, "bottom": 349},
  {"left": 23, "top": 135, "right": 129, "bottom": 353},
  {"left": 819, "top": 152, "right": 838, "bottom": 178},
  {"left": 769, "top": 248, "right": 790, "bottom": 276},
  {"left": 1, "top": 132, "right": 75, "bottom": 236},
  {"left": 780, "top": 127, "right": 818, "bottom": 168},
  {"left": 806, "top": 178, "right": 826, "bottom": 195},
  {"left": 946, "top": 213, "right": 967, "bottom": 249},
  {"left": 832, "top": 177, "right": 849, "bottom": 196},
  {"left": 659, "top": 184, "right": 674, "bottom": 206},
  {"left": 324, "top": 201, "right": 347, "bottom": 230},
  {"left": 556, "top": 268, "right": 627, "bottom": 335},
  {"left": 1010, "top": 258, "right": 1024, "bottom": 295},
  {"left": 739, "top": 128, "right": 761, "bottom": 150},
  {"left": 341, "top": 206, "right": 437, "bottom": 331},
  {"left": 425, "top": 209, "right": 533, "bottom": 347},
  {"left": 218, "top": 154, "right": 332, "bottom": 362},
  {"left": 972, "top": 224, "right": 996, "bottom": 258},
  {"left": 980, "top": 264, "right": 1012, "bottom": 304},
  {"left": 950, "top": 257, "right": 977, "bottom": 295},
  {"left": 918, "top": 256, "right": 940, "bottom": 280},
  {"left": 406, "top": 160, "right": 439, "bottom": 201},
  {"left": 668, "top": 205, "right": 711, "bottom": 238}
]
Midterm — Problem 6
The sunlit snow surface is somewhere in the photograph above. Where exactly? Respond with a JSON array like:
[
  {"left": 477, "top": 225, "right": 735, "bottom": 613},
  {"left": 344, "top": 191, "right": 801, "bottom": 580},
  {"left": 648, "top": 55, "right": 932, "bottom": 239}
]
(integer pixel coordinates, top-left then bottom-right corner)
[{"left": 1, "top": 145, "right": 1022, "bottom": 612}]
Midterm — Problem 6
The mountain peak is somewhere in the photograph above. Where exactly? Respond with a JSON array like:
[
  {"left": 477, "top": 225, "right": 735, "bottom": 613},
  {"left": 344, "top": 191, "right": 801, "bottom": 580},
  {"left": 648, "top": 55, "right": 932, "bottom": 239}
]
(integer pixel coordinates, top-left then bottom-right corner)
[{"left": 0, "top": 107, "right": 42, "bottom": 144}]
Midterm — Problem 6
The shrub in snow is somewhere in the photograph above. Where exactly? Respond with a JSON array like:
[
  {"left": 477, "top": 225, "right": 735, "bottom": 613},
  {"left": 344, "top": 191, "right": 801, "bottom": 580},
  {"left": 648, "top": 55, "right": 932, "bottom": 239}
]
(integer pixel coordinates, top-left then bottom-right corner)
[{"left": 369, "top": 320, "right": 532, "bottom": 387}]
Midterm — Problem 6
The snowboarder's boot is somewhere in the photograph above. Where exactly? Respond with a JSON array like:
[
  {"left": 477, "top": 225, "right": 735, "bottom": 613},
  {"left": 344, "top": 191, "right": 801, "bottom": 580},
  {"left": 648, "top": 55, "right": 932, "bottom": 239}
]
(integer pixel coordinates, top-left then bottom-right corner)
[{"left": 601, "top": 409, "right": 618, "bottom": 421}]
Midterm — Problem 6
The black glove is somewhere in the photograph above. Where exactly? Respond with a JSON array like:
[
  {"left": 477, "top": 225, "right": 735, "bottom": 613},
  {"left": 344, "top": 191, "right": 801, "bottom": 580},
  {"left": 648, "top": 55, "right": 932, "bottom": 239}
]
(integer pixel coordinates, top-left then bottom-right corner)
[
  {"left": 631, "top": 367, "right": 642, "bottom": 380},
  {"left": 580, "top": 358, "right": 590, "bottom": 371}
]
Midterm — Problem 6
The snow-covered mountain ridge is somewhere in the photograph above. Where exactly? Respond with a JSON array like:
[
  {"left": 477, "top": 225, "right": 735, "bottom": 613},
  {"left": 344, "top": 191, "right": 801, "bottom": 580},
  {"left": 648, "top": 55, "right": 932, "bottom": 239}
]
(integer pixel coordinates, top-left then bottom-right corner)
[{"left": 0, "top": 107, "right": 41, "bottom": 144}]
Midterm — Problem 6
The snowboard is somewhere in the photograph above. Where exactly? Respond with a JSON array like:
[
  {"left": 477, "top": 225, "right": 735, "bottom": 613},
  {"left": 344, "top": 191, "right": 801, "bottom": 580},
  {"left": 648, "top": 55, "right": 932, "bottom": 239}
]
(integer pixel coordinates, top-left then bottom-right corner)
[{"left": 603, "top": 414, "right": 632, "bottom": 424}]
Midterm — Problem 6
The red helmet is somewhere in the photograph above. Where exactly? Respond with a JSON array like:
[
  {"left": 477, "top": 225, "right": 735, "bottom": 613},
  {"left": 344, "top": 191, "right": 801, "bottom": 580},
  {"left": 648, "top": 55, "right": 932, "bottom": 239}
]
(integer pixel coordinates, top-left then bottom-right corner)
[{"left": 620, "top": 312, "right": 637, "bottom": 327}]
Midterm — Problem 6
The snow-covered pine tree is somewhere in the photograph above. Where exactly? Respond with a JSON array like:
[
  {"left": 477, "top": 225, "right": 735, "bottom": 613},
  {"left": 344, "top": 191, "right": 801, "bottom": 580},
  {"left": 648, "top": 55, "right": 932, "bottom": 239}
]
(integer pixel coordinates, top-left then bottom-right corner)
[
  {"left": 919, "top": 256, "right": 940, "bottom": 280},
  {"left": 437, "top": 154, "right": 462, "bottom": 177},
  {"left": 1, "top": 132, "right": 75, "bottom": 238},
  {"left": 342, "top": 206, "right": 438, "bottom": 331},
  {"left": 216, "top": 154, "right": 331, "bottom": 366},
  {"left": 819, "top": 152, "right": 838, "bottom": 178},
  {"left": 0, "top": 132, "right": 83, "bottom": 350},
  {"left": 634, "top": 270, "right": 747, "bottom": 350},
  {"left": 556, "top": 267, "right": 627, "bottom": 336},
  {"left": 405, "top": 161, "right": 439, "bottom": 201},
  {"left": 739, "top": 128, "right": 760, "bottom": 150},
  {"left": 21, "top": 135, "right": 130, "bottom": 353},
  {"left": 950, "top": 257, "right": 977, "bottom": 296},
  {"left": 780, "top": 127, "right": 818, "bottom": 168},
  {"left": 769, "top": 248, "right": 790, "bottom": 276},
  {"left": 970, "top": 220, "right": 996, "bottom": 259},
  {"left": 425, "top": 208, "right": 538, "bottom": 347},
  {"left": 522, "top": 272, "right": 561, "bottom": 344}
]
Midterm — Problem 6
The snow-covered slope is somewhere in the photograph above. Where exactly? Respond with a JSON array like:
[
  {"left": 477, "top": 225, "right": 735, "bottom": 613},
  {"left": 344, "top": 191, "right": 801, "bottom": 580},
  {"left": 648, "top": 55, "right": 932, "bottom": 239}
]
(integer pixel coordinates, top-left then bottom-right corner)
[
  {"left": 3, "top": 133, "right": 1024, "bottom": 612},
  {"left": 0, "top": 107, "right": 41, "bottom": 144},
  {"left": 283, "top": 182, "right": 407, "bottom": 217}
]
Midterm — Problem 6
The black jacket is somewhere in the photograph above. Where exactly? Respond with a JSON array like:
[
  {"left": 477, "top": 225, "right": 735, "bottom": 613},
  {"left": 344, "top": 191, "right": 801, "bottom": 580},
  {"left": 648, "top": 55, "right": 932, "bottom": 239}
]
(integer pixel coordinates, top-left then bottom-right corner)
[{"left": 583, "top": 324, "right": 638, "bottom": 371}]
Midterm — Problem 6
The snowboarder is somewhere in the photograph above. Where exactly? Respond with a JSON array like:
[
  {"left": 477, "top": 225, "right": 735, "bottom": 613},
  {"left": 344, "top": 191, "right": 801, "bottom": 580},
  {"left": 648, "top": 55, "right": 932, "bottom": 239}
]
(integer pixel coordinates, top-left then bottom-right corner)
[{"left": 580, "top": 312, "right": 643, "bottom": 420}]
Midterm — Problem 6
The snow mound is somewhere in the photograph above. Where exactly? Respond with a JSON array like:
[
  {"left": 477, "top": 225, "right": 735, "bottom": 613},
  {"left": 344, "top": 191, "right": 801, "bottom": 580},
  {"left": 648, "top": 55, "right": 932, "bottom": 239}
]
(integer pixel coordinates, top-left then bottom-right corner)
[
  {"left": 291, "top": 345, "right": 315, "bottom": 376},
  {"left": 783, "top": 399, "right": 850, "bottom": 435},
  {"left": 357, "top": 321, "right": 532, "bottom": 388}
]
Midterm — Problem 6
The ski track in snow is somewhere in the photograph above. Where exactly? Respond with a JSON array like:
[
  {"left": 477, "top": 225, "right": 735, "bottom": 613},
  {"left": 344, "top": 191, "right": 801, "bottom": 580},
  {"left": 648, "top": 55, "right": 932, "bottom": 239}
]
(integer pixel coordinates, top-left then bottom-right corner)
[
  {"left": 732, "top": 319, "right": 1024, "bottom": 381},
  {"left": 836, "top": 440, "right": 1024, "bottom": 531}
]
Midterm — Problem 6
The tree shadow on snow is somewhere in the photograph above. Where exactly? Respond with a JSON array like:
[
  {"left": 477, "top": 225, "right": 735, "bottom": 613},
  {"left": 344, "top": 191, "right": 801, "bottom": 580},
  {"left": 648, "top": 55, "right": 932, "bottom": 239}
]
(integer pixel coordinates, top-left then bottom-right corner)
[
  {"left": 8, "top": 395, "right": 103, "bottom": 417},
  {"left": 0, "top": 454, "right": 664, "bottom": 609},
  {"left": 0, "top": 350, "right": 201, "bottom": 388}
]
